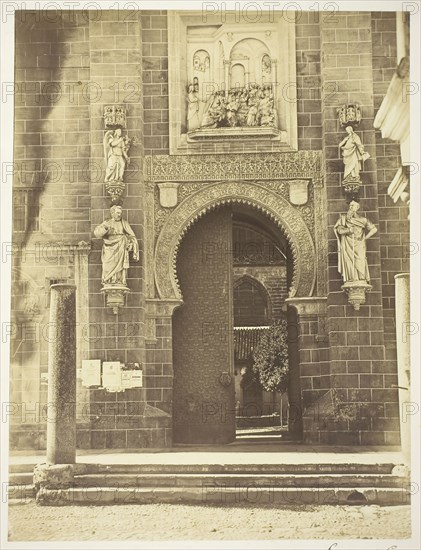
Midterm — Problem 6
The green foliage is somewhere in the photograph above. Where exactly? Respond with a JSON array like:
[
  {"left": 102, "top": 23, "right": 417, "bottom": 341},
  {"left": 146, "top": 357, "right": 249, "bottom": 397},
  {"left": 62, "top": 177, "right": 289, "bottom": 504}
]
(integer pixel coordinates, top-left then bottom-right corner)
[{"left": 251, "top": 320, "right": 289, "bottom": 393}]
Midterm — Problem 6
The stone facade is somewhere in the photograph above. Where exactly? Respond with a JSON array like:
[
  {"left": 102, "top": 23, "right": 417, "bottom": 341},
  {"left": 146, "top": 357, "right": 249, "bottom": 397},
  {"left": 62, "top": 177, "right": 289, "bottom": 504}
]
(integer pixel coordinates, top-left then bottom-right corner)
[{"left": 9, "top": 9, "right": 409, "bottom": 449}]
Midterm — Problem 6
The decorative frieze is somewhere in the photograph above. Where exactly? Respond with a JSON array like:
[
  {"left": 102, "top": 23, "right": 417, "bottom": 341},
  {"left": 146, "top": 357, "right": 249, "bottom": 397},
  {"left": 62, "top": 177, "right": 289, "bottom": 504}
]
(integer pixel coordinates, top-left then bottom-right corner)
[
  {"left": 145, "top": 151, "right": 323, "bottom": 183},
  {"left": 153, "top": 181, "right": 317, "bottom": 301}
]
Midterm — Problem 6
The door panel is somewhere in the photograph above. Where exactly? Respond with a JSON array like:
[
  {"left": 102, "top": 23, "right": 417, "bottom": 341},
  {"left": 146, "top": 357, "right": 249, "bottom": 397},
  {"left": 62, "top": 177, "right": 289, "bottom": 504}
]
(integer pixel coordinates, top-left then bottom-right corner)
[{"left": 173, "top": 207, "right": 235, "bottom": 444}]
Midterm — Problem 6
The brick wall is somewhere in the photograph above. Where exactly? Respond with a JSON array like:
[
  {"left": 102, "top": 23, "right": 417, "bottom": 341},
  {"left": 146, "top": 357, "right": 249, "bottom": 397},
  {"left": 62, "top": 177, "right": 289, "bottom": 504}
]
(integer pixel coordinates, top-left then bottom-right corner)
[
  {"left": 173, "top": 207, "right": 236, "bottom": 444},
  {"left": 14, "top": 11, "right": 91, "bottom": 245},
  {"left": 296, "top": 12, "right": 322, "bottom": 150},
  {"left": 371, "top": 12, "right": 410, "bottom": 406},
  {"left": 319, "top": 12, "right": 399, "bottom": 445},
  {"left": 86, "top": 11, "right": 147, "bottom": 448},
  {"left": 141, "top": 11, "right": 169, "bottom": 156},
  {"left": 11, "top": 11, "right": 92, "bottom": 448}
]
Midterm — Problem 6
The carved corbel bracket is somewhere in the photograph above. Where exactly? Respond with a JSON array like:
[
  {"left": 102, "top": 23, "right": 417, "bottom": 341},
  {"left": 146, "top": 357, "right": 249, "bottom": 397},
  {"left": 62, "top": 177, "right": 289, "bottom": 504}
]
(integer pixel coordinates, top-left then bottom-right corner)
[
  {"left": 341, "top": 280, "right": 372, "bottom": 311},
  {"left": 101, "top": 283, "right": 130, "bottom": 315},
  {"left": 103, "top": 105, "right": 127, "bottom": 129}
]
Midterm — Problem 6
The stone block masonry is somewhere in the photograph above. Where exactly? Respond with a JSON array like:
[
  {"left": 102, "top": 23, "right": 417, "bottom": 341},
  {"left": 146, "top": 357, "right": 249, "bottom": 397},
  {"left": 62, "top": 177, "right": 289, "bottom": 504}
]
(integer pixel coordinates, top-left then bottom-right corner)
[{"left": 317, "top": 12, "right": 400, "bottom": 446}]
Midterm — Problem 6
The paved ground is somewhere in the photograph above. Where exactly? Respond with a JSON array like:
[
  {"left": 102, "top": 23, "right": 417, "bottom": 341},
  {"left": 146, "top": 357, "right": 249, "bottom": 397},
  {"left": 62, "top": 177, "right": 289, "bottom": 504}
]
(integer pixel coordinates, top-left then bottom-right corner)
[{"left": 8, "top": 501, "right": 411, "bottom": 541}]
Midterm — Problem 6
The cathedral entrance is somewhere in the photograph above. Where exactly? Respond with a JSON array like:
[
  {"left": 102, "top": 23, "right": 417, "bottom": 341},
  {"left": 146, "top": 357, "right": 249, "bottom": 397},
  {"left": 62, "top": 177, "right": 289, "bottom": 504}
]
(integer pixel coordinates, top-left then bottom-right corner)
[{"left": 172, "top": 204, "right": 300, "bottom": 444}]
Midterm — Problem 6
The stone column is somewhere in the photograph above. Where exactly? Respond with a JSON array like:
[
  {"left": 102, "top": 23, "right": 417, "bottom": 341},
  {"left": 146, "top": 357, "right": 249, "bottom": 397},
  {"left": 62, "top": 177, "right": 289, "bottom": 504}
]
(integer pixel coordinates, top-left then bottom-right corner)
[
  {"left": 46, "top": 284, "right": 77, "bottom": 464},
  {"left": 395, "top": 273, "right": 410, "bottom": 462}
]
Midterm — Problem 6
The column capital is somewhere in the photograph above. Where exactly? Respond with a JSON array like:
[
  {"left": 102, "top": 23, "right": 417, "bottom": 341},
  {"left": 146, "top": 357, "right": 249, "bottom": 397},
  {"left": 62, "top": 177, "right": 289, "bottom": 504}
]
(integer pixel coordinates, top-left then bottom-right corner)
[{"left": 285, "top": 296, "right": 327, "bottom": 317}]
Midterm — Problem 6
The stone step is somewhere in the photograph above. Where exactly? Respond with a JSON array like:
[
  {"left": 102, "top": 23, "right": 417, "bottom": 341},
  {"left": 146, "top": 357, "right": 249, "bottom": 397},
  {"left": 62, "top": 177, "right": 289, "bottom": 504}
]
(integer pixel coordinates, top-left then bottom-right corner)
[
  {"left": 76, "top": 462, "right": 399, "bottom": 475},
  {"left": 72, "top": 473, "right": 407, "bottom": 489},
  {"left": 35, "top": 486, "right": 411, "bottom": 506},
  {"left": 9, "top": 462, "right": 401, "bottom": 475},
  {"left": 9, "top": 472, "right": 33, "bottom": 485},
  {"left": 6, "top": 485, "right": 36, "bottom": 501}
]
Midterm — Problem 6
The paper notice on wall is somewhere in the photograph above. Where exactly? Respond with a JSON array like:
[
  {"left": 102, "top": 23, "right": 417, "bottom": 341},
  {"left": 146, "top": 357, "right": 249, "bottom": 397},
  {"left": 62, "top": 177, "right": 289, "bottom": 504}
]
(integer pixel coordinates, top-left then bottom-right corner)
[
  {"left": 81, "top": 360, "right": 101, "bottom": 387},
  {"left": 121, "top": 369, "right": 143, "bottom": 389},
  {"left": 102, "top": 361, "right": 122, "bottom": 391}
]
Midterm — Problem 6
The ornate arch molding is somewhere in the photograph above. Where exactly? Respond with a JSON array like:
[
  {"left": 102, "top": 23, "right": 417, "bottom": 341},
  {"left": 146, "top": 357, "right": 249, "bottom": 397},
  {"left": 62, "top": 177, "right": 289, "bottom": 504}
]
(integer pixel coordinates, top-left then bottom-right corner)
[{"left": 154, "top": 181, "right": 316, "bottom": 300}]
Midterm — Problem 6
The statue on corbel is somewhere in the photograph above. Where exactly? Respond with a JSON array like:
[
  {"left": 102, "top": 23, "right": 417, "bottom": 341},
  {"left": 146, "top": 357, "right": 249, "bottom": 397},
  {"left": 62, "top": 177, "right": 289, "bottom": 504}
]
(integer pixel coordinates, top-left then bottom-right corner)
[
  {"left": 94, "top": 205, "right": 139, "bottom": 314},
  {"left": 337, "top": 104, "right": 370, "bottom": 198},
  {"left": 334, "top": 200, "right": 377, "bottom": 310},
  {"left": 94, "top": 105, "right": 140, "bottom": 314},
  {"left": 102, "top": 105, "right": 138, "bottom": 205}
]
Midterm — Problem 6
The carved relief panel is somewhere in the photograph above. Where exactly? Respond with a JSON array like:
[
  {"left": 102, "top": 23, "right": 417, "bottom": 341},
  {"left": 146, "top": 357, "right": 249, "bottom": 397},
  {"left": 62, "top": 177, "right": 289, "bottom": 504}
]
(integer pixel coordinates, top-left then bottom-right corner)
[{"left": 168, "top": 12, "right": 298, "bottom": 152}]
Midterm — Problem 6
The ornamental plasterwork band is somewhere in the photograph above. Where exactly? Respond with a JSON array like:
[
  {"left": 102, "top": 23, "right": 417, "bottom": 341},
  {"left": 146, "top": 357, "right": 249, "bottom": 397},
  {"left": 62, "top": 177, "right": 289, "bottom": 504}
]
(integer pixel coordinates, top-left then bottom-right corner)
[
  {"left": 154, "top": 179, "right": 315, "bottom": 239},
  {"left": 153, "top": 181, "right": 317, "bottom": 302},
  {"left": 144, "top": 151, "right": 323, "bottom": 185}
]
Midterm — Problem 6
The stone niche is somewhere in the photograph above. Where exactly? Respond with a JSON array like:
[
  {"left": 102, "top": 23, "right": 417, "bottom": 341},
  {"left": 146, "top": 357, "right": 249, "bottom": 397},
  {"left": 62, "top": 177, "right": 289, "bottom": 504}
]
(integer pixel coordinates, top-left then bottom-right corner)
[{"left": 168, "top": 11, "right": 298, "bottom": 153}]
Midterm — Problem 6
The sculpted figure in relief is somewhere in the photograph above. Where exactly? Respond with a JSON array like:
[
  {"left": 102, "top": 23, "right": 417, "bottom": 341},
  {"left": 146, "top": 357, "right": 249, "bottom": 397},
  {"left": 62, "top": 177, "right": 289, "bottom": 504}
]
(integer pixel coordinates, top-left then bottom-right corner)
[
  {"left": 103, "top": 128, "right": 131, "bottom": 183},
  {"left": 94, "top": 205, "right": 139, "bottom": 287},
  {"left": 339, "top": 126, "right": 370, "bottom": 184},
  {"left": 334, "top": 201, "right": 377, "bottom": 284}
]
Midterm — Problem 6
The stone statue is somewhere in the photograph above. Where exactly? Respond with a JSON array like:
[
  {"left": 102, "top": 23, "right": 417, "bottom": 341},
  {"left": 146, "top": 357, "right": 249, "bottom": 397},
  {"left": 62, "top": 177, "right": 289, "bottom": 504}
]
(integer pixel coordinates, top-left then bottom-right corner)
[
  {"left": 334, "top": 201, "right": 377, "bottom": 284},
  {"left": 186, "top": 83, "right": 201, "bottom": 131},
  {"left": 103, "top": 128, "right": 131, "bottom": 183},
  {"left": 94, "top": 205, "right": 139, "bottom": 287},
  {"left": 339, "top": 126, "right": 370, "bottom": 184}
]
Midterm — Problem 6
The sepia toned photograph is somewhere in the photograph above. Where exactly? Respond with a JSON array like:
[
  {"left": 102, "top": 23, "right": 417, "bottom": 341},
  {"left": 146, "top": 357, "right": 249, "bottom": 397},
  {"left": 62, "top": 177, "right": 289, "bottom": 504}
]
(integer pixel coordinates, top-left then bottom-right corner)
[{"left": 0, "top": 1, "right": 419, "bottom": 548}]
